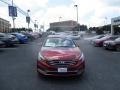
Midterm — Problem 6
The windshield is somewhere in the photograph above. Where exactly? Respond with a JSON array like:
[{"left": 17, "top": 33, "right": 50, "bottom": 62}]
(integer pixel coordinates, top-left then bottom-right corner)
[
  {"left": 99, "top": 35, "right": 110, "bottom": 40},
  {"left": 115, "top": 37, "right": 120, "bottom": 41},
  {"left": 44, "top": 38, "right": 76, "bottom": 47},
  {"left": 109, "top": 36, "right": 118, "bottom": 40}
]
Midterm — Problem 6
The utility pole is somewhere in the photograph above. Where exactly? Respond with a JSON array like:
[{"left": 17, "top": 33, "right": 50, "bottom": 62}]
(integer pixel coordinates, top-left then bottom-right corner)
[
  {"left": 74, "top": 5, "right": 80, "bottom": 32},
  {"left": 26, "top": 9, "right": 30, "bottom": 29},
  {"left": 59, "top": 16, "right": 62, "bottom": 22},
  {"left": 74, "top": 5, "right": 78, "bottom": 23},
  {"left": 12, "top": 0, "right": 15, "bottom": 28},
  {"left": 34, "top": 20, "right": 37, "bottom": 31}
]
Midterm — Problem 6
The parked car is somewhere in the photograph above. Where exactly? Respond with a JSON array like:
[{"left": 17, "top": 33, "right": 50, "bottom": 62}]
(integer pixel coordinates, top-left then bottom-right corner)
[
  {"left": 29, "top": 32, "right": 40, "bottom": 39},
  {"left": 11, "top": 33, "right": 28, "bottom": 44},
  {"left": 67, "top": 34, "right": 81, "bottom": 40},
  {"left": 103, "top": 37, "right": 120, "bottom": 51},
  {"left": 0, "top": 40, "right": 5, "bottom": 48},
  {"left": 8, "top": 34, "right": 19, "bottom": 44},
  {"left": 37, "top": 35, "right": 85, "bottom": 77},
  {"left": 85, "top": 34, "right": 105, "bottom": 43},
  {"left": 20, "top": 32, "right": 35, "bottom": 41},
  {"left": 93, "top": 35, "right": 119, "bottom": 47},
  {"left": 0, "top": 33, "right": 16, "bottom": 47}
]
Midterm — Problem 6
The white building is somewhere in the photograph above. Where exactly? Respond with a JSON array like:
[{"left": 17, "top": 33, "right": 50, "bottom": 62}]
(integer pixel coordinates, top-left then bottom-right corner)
[
  {"left": 0, "top": 17, "right": 11, "bottom": 32},
  {"left": 50, "top": 20, "right": 78, "bottom": 31},
  {"left": 111, "top": 16, "right": 120, "bottom": 35}
]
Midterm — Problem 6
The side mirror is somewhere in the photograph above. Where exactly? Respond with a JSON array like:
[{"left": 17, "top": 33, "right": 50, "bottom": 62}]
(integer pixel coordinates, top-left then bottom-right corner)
[{"left": 77, "top": 45, "right": 80, "bottom": 47}]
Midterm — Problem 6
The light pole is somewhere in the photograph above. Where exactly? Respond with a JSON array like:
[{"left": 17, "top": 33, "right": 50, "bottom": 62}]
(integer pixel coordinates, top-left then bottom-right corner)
[
  {"left": 27, "top": 9, "right": 30, "bottom": 29},
  {"left": 105, "top": 17, "right": 107, "bottom": 25},
  {"left": 37, "top": 22, "right": 39, "bottom": 31},
  {"left": 59, "top": 16, "right": 62, "bottom": 22},
  {"left": 105, "top": 17, "right": 108, "bottom": 33},
  {"left": 74, "top": 5, "right": 80, "bottom": 32},
  {"left": 74, "top": 5, "right": 78, "bottom": 23},
  {"left": 34, "top": 20, "right": 37, "bottom": 31},
  {"left": 12, "top": 0, "right": 15, "bottom": 28}
]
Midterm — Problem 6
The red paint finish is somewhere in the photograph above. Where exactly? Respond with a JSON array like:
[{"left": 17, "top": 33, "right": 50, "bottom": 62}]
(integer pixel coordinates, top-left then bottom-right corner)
[{"left": 37, "top": 47, "right": 85, "bottom": 77}]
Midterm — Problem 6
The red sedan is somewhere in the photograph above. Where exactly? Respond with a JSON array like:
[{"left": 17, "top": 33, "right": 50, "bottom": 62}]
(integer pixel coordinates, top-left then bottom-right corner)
[
  {"left": 93, "top": 35, "right": 118, "bottom": 47},
  {"left": 37, "top": 36, "right": 85, "bottom": 77}
]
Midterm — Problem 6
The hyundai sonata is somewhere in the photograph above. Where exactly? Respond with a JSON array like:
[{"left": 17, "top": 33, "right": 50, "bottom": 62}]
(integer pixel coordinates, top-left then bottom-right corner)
[{"left": 37, "top": 36, "right": 85, "bottom": 77}]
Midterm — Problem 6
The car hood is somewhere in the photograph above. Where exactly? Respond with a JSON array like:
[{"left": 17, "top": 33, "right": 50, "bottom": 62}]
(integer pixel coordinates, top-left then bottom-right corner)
[
  {"left": 94, "top": 38, "right": 106, "bottom": 42},
  {"left": 40, "top": 47, "right": 81, "bottom": 60},
  {"left": 104, "top": 40, "right": 114, "bottom": 43},
  {"left": 0, "top": 40, "right": 4, "bottom": 44}
]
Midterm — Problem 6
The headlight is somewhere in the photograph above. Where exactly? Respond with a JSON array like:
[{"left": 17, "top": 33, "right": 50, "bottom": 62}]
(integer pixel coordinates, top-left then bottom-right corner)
[
  {"left": 79, "top": 53, "right": 85, "bottom": 62},
  {"left": 38, "top": 53, "right": 45, "bottom": 61},
  {"left": 110, "top": 42, "right": 115, "bottom": 45}
]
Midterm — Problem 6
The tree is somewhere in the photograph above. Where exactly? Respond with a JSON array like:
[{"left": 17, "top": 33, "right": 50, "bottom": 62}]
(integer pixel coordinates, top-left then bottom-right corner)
[
  {"left": 72, "top": 24, "right": 88, "bottom": 31},
  {"left": 47, "top": 27, "right": 62, "bottom": 32}
]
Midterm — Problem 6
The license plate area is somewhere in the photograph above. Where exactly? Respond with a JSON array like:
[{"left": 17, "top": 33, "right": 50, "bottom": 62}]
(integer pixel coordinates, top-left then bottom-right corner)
[
  {"left": 58, "top": 68, "right": 67, "bottom": 73},
  {"left": 103, "top": 44, "right": 107, "bottom": 46}
]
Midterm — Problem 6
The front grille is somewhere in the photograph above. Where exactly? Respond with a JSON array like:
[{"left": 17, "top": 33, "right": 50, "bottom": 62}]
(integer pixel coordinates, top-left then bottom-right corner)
[{"left": 47, "top": 60, "right": 77, "bottom": 67}]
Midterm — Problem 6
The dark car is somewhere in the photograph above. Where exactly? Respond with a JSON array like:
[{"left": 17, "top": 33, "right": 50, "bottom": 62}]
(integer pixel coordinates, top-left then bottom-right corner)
[
  {"left": 11, "top": 33, "right": 28, "bottom": 44},
  {"left": 0, "top": 33, "right": 16, "bottom": 47},
  {"left": 103, "top": 37, "right": 120, "bottom": 51},
  {"left": 20, "top": 32, "right": 35, "bottom": 41},
  {"left": 85, "top": 34, "right": 105, "bottom": 42},
  {"left": 8, "top": 34, "right": 19, "bottom": 44},
  {"left": 93, "top": 35, "right": 119, "bottom": 47},
  {"left": 0, "top": 40, "right": 5, "bottom": 48},
  {"left": 37, "top": 36, "right": 85, "bottom": 77},
  {"left": 90, "top": 35, "right": 106, "bottom": 44}
]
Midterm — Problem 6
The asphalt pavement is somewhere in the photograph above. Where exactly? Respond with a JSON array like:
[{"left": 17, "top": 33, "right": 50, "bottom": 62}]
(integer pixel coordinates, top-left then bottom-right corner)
[{"left": 0, "top": 34, "right": 120, "bottom": 90}]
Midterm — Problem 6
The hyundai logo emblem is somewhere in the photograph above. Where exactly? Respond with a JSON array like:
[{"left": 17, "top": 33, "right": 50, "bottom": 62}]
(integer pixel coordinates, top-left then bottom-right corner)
[{"left": 59, "top": 61, "right": 65, "bottom": 64}]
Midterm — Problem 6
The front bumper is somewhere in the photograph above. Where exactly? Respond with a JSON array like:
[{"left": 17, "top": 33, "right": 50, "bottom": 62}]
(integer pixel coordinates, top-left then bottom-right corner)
[
  {"left": 103, "top": 43, "right": 115, "bottom": 50},
  {"left": 37, "top": 60, "right": 85, "bottom": 77},
  {"left": 94, "top": 42, "right": 103, "bottom": 47},
  {"left": 0, "top": 43, "right": 5, "bottom": 47},
  {"left": 11, "top": 39, "right": 19, "bottom": 44}
]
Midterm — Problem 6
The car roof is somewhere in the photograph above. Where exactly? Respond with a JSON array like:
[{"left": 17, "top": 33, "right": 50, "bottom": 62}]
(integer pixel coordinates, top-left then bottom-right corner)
[
  {"left": 47, "top": 35, "right": 73, "bottom": 41},
  {"left": 0, "top": 33, "right": 6, "bottom": 35},
  {"left": 47, "top": 35, "right": 66, "bottom": 38}
]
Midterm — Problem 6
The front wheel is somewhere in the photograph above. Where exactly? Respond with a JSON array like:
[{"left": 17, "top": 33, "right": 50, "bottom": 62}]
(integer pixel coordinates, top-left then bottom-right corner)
[{"left": 116, "top": 45, "right": 120, "bottom": 51}]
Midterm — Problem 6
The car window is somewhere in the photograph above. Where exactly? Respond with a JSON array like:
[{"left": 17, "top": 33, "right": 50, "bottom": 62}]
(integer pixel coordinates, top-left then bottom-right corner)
[
  {"left": 17, "top": 33, "right": 25, "bottom": 36},
  {"left": 100, "top": 35, "right": 110, "bottom": 40},
  {"left": 115, "top": 38, "right": 120, "bottom": 41},
  {"left": 109, "top": 36, "right": 118, "bottom": 40},
  {"left": 0, "top": 35, "right": 4, "bottom": 37},
  {"left": 44, "top": 38, "right": 76, "bottom": 47}
]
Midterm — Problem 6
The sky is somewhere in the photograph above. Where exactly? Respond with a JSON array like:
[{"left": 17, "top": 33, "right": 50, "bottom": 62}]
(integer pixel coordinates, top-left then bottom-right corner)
[{"left": 0, "top": 0, "right": 120, "bottom": 30}]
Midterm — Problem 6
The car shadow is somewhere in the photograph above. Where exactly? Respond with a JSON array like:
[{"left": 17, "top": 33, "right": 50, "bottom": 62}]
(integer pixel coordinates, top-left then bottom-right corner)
[
  {"left": 103, "top": 48, "right": 119, "bottom": 52},
  {"left": 37, "top": 72, "right": 87, "bottom": 84},
  {"left": 4, "top": 44, "right": 18, "bottom": 48},
  {"left": 0, "top": 49, "right": 5, "bottom": 53}
]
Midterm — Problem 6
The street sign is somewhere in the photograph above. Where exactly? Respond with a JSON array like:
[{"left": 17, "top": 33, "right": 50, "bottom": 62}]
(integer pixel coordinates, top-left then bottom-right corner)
[
  {"left": 8, "top": 6, "right": 17, "bottom": 17},
  {"left": 111, "top": 16, "right": 120, "bottom": 35},
  {"left": 34, "top": 24, "right": 38, "bottom": 28},
  {"left": 26, "top": 16, "right": 30, "bottom": 23},
  {"left": 111, "top": 16, "right": 120, "bottom": 25}
]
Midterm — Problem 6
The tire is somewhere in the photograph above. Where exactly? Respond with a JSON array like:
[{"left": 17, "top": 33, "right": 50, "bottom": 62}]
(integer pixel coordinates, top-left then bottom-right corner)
[
  {"left": 116, "top": 45, "right": 120, "bottom": 51},
  {"left": 93, "top": 42, "right": 97, "bottom": 47},
  {"left": 103, "top": 46, "right": 107, "bottom": 50}
]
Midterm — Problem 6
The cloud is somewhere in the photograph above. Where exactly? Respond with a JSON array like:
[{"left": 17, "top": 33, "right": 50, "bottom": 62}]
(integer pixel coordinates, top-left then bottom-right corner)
[
  {"left": 102, "top": 0, "right": 120, "bottom": 7},
  {"left": 14, "top": 0, "right": 48, "bottom": 9},
  {"left": 0, "top": 4, "right": 11, "bottom": 21},
  {"left": 1, "top": 0, "right": 120, "bottom": 29},
  {"left": 31, "top": 5, "right": 77, "bottom": 29},
  {"left": 0, "top": 0, "right": 49, "bottom": 28},
  {"left": 72, "top": 0, "right": 120, "bottom": 27},
  {"left": 15, "top": 0, "right": 120, "bottom": 28}
]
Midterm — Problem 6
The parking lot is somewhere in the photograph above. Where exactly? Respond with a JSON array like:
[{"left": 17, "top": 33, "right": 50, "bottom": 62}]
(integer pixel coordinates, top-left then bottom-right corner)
[{"left": 0, "top": 34, "right": 120, "bottom": 90}]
